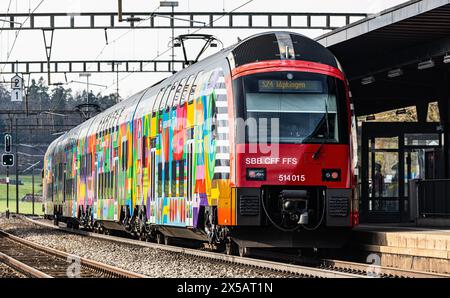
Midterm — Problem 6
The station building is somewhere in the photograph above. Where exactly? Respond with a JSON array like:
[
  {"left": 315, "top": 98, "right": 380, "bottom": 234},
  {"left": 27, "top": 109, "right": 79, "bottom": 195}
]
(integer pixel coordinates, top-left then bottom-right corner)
[{"left": 316, "top": 0, "right": 450, "bottom": 225}]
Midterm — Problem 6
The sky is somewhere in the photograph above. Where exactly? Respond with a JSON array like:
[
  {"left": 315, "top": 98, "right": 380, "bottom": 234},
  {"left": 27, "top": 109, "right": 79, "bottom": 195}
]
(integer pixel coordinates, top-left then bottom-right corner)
[{"left": 0, "top": 0, "right": 410, "bottom": 99}]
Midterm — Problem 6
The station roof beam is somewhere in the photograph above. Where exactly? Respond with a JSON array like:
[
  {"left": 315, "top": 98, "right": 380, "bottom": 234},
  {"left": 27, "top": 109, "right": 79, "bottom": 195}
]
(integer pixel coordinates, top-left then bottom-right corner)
[
  {"left": 0, "top": 12, "right": 367, "bottom": 31},
  {"left": 0, "top": 59, "right": 186, "bottom": 74}
]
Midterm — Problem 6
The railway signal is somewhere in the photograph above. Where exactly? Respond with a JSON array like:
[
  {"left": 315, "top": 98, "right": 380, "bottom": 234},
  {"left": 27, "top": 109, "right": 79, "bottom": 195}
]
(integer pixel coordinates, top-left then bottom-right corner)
[
  {"left": 2, "top": 154, "right": 14, "bottom": 166},
  {"left": 4, "top": 134, "right": 12, "bottom": 152}
]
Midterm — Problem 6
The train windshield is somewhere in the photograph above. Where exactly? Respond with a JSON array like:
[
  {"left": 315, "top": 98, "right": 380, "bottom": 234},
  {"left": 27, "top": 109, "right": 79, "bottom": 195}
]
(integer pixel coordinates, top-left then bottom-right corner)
[{"left": 238, "top": 71, "right": 348, "bottom": 144}]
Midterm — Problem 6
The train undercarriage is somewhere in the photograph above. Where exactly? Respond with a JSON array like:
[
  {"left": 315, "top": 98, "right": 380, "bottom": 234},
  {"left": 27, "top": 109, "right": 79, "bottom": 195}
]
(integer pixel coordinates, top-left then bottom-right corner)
[{"left": 45, "top": 186, "right": 354, "bottom": 257}]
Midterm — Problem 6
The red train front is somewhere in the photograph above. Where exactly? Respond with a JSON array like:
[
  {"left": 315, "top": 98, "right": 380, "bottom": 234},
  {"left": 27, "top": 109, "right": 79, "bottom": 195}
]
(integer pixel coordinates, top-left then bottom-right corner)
[{"left": 224, "top": 32, "right": 358, "bottom": 252}]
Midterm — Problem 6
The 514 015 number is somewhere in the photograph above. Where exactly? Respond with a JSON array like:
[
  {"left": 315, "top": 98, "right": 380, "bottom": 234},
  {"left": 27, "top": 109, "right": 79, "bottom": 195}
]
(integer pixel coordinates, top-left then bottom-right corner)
[{"left": 278, "top": 174, "right": 306, "bottom": 182}]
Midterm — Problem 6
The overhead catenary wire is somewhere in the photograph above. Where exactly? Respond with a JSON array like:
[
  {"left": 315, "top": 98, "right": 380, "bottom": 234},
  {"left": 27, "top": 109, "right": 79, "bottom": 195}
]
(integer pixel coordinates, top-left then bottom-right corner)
[
  {"left": 0, "top": 0, "right": 46, "bottom": 74},
  {"left": 67, "top": 4, "right": 162, "bottom": 90},
  {"left": 0, "top": 0, "right": 15, "bottom": 81},
  {"left": 102, "top": 0, "right": 255, "bottom": 94}
]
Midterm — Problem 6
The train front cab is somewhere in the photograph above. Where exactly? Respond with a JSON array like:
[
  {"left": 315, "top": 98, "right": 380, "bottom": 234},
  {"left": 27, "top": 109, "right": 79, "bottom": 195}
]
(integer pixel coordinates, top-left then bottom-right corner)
[{"left": 227, "top": 60, "right": 359, "bottom": 249}]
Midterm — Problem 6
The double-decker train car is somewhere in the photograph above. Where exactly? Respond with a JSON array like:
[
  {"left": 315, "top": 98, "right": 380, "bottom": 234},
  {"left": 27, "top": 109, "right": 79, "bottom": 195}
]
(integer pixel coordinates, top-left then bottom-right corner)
[{"left": 43, "top": 31, "right": 358, "bottom": 256}]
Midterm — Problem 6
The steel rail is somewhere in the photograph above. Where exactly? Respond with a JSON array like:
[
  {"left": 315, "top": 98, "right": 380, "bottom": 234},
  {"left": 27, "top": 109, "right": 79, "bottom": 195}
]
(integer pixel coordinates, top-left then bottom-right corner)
[
  {"left": 0, "top": 251, "right": 52, "bottom": 278},
  {"left": 0, "top": 229, "right": 148, "bottom": 278},
  {"left": 318, "top": 258, "right": 450, "bottom": 278},
  {"left": 24, "top": 216, "right": 365, "bottom": 278}
]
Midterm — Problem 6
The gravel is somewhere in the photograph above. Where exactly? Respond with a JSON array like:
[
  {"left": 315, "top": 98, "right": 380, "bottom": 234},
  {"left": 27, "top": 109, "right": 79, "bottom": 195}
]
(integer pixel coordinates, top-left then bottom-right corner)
[
  {"left": 0, "top": 214, "right": 288, "bottom": 278},
  {"left": 0, "top": 263, "right": 26, "bottom": 278}
]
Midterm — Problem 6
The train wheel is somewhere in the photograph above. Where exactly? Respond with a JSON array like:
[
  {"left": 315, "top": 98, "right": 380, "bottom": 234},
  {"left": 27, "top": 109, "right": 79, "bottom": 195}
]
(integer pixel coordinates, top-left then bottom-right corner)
[
  {"left": 94, "top": 222, "right": 101, "bottom": 233},
  {"left": 164, "top": 235, "right": 172, "bottom": 246},
  {"left": 238, "top": 246, "right": 251, "bottom": 258},
  {"left": 225, "top": 241, "right": 238, "bottom": 256},
  {"left": 156, "top": 233, "right": 164, "bottom": 245}
]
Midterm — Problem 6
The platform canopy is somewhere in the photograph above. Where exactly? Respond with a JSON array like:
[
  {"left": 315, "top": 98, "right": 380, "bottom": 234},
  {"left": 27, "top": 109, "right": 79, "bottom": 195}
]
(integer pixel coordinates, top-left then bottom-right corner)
[{"left": 316, "top": 0, "right": 450, "bottom": 117}]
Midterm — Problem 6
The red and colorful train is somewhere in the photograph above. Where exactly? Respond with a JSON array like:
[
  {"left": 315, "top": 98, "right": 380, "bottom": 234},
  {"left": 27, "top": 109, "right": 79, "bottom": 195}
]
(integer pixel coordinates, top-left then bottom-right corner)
[{"left": 43, "top": 31, "right": 359, "bottom": 255}]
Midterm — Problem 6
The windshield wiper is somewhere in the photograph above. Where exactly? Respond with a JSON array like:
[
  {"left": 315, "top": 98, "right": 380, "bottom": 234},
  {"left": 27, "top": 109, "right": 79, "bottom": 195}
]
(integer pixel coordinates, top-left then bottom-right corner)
[{"left": 312, "top": 95, "right": 331, "bottom": 160}]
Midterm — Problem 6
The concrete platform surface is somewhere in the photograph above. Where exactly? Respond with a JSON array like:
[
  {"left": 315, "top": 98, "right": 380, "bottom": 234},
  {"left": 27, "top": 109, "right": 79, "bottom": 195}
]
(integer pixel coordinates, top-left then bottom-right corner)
[
  {"left": 352, "top": 224, "right": 450, "bottom": 274},
  {"left": 355, "top": 224, "right": 450, "bottom": 252}
]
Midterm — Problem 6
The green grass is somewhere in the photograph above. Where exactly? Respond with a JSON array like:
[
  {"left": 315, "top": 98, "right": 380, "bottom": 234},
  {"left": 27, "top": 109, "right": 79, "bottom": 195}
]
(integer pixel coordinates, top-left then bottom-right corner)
[{"left": 0, "top": 175, "right": 43, "bottom": 215}]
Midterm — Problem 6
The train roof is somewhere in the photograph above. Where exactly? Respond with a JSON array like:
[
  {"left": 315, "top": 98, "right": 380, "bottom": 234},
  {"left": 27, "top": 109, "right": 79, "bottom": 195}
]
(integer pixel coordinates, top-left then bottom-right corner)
[{"left": 46, "top": 31, "right": 340, "bottom": 151}]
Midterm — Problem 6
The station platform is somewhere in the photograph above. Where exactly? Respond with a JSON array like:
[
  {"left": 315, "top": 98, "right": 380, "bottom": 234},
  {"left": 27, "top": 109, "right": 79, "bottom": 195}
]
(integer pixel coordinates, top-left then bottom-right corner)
[{"left": 350, "top": 224, "right": 450, "bottom": 274}]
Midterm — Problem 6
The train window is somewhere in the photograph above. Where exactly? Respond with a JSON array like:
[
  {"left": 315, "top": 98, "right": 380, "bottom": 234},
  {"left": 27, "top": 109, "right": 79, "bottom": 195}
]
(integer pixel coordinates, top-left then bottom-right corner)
[
  {"left": 188, "top": 72, "right": 203, "bottom": 104},
  {"left": 172, "top": 78, "right": 187, "bottom": 108},
  {"left": 124, "top": 141, "right": 128, "bottom": 170},
  {"left": 99, "top": 173, "right": 102, "bottom": 200},
  {"left": 179, "top": 160, "right": 184, "bottom": 197},
  {"left": 80, "top": 155, "right": 84, "bottom": 177},
  {"left": 89, "top": 153, "right": 92, "bottom": 175},
  {"left": 111, "top": 170, "right": 115, "bottom": 194},
  {"left": 142, "top": 135, "right": 147, "bottom": 167},
  {"left": 102, "top": 173, "right": 105, "bottom": 200},
  {"left": 157, "top": 162, "right": 162, "bottom": 198},
  {"left": 158, "top": 86, "right": 172, "bottom": 112},
  {"left": 239, "top": 71, "right": 348, "bottom": 144},
  {"left": 107, "top": 172, "right": 110, "bottom": 198},
  {"left": 59, "top": 163, "right": 63, "bottom": 181},
  {"left": 121, "top": 141, "right": 126, "bottom": 171},
  {"left": 108, "top": 172, "right": 110, "bottom": 198},
  {"left": 150, "top": 148, "right": 156, "bottom": 200},
  {"left": 180, "top": 75, "right": 194, "bottom": 105},
  {"left": 164, "top": 161, "right": 170, "bottom": 196},
  {"left": 84, "top": 155, "right": 87, "bottom": 177},
  {"left": 109, "top": 171, "right": 112, "bottom": 196},
  {"left": 164, "top": 82, "right": 179, "bottom": 110},
  {"left": 106, "top": 171, "right": 111, "bottom": 199},
  {"left": 171, "top": 161, "right": 177, "bottom": 196},
  {"left": 152, "top": 87, "right": 166, "bottom": 114}
]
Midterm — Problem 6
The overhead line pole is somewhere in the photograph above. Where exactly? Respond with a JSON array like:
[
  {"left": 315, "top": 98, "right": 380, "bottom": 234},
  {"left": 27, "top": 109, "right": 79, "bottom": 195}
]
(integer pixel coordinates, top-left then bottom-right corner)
[{"left": 15, "top": 118, "right": 19, "bottom": 214}]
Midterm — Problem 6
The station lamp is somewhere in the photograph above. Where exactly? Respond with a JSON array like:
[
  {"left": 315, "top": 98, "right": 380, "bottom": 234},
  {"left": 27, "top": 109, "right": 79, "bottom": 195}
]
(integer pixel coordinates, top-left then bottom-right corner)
[
  {"left": 396, "top": 108, "right": 407, "bottom": 115},
  {"left": 444, "top": 54, "right": 450, "bottom": 64},
  {"left": 361, "top": 76, "right": 375, "bottom": 85},
  {"left": 418, "top": 59, "right": 435, "bottom": 70},
  {"left": 387, "top": 68, "right": 403, "bottom": 78},
  {"left": 365, "top": 115, "right": 376, "bottom": 121}
]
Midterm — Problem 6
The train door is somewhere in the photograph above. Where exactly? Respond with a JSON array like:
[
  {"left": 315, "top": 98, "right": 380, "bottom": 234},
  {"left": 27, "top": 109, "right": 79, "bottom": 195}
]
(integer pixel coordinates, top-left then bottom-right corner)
[
  {"left": 96, "top": 156, "right": 100, "bottom": 220},
  {"left": 51, "top": 174, "right": 54, "bottom": 203},
  {"left": 150, "top": 144, "right": 157, "bottom": 223},
  {"left": 63, "top": 163, "right": 66, "bottom": 203},
  {"left": 186, "top": 138, "right": 195, "bottom": 227},
  {"left": 114, "top": 159, "right": 119, "bottom": 205}
]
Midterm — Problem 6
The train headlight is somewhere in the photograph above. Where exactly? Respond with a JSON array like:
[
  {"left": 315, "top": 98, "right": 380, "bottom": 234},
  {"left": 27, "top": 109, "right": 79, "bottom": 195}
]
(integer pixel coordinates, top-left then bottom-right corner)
[
  {"left": 246, "top": 168, "right": 266, "bottom": 181},
  {"left": 322, "top": 169, "right": 341, "bottom": 182}
]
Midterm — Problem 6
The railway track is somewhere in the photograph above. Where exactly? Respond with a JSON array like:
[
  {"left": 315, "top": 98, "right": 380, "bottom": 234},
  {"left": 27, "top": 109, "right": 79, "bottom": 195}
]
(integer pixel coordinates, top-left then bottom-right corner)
[
  {"left": 247, "top": 244, "right": 450, "bottom": 278},
  {"left": 0, "top": 229, "right": 147, "bottom": 278},
  {"left": 21, "top": 216, "right": 364, "bottom": 278},
  {"left": 315, "top": 258, "right": 450, "bottom": 278},
  {"left": 21, "top": 216, "right": 450, "bottom": 278}
]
